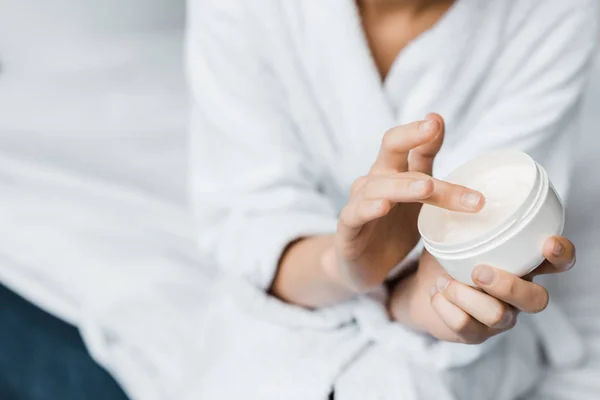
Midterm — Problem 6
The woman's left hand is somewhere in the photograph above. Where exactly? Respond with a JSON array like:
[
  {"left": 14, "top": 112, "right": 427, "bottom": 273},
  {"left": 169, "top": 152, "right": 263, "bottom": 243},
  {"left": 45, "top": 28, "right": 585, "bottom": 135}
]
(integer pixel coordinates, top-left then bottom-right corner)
[{"left": 389, "top": 236, "right": 576, "bottom": 344}]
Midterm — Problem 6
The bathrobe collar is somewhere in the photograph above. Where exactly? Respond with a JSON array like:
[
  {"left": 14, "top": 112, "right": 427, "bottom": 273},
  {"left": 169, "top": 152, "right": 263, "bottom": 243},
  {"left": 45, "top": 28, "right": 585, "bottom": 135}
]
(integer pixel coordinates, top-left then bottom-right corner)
[{"left": 287, "top": 0, "right": 477, "bottom": 181}]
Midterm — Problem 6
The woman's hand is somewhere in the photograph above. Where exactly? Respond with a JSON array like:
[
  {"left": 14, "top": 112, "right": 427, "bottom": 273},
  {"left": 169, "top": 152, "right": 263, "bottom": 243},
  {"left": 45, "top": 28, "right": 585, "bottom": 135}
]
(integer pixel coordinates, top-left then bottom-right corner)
[
  {"left": 271, "top": 114, "right": 484, "bottom": 307},
  {"left": 323, "top": 114, "right": 484, "bottom": 293},
  {"left": 389, "top": 236, "right": 576, "bottom": 344}
]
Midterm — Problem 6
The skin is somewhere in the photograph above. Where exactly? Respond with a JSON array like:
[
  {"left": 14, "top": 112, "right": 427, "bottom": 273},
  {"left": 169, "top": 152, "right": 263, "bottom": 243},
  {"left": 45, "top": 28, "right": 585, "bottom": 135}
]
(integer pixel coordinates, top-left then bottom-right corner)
[
  {"left": 358, "top": 0, "right": 456, "bottom": 79},
  {"left": 389, "top": 239, "right": 576, "bottom": 344},
  {"left": 271, "top": 0, "right": 577, "bottom": 344},
  {"left": 274, "top": 114, "right": 577, "bottom": 343},
  {"left": 272, "top": 115, "right": 485, "bottom": 307}
]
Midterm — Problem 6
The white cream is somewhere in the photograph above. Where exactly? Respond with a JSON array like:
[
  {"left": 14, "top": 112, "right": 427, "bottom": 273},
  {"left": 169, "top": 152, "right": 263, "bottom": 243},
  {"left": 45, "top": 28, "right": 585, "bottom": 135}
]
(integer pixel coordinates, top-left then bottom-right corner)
[
  {"left": 437, "top": 163, "right": 536, "bottom": 244},
  {"left": 418, "top": 151, "right": 565, "bottom": 285}
]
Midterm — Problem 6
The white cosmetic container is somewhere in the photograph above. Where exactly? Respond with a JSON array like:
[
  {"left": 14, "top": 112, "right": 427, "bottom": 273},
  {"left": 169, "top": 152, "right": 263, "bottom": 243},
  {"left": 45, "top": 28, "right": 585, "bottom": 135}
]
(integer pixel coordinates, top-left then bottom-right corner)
[{"left": 418, "top": 151, "right": 564, "bottom": 285}]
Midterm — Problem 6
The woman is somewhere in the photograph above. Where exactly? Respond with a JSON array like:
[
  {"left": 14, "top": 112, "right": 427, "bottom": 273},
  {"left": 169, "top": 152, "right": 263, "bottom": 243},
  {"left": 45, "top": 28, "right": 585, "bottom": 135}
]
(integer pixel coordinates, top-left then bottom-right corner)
[{"left": 189, "top": 0, "right": 598, "bottom": 398}]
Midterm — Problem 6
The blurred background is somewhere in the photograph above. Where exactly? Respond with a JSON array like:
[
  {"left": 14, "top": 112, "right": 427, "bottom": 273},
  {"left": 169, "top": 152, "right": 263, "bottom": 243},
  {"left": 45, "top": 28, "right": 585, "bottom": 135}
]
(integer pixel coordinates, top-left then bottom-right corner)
[{"left": 0, "top": 1, "right": 599, "bottom": 399}]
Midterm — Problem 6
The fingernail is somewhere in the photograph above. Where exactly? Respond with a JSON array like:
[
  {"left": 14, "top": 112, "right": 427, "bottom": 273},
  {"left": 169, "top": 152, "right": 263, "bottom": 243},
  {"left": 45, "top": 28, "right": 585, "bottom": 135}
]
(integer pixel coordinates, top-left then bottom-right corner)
[
  {"left": 494, "top": 310, "right": 514, "bottom": 329},
  {"left": 461, "top": 192, "right": 482, "bottom": 209},
  {"left": 473, "top": 266, "right": 496, "bottom": 285},
  {"left": 552, "top": 241, "right": 564, "bottom": 257},
  {"left": 429, "top": 286, "right": 438, "bottom": 298},
  {"left": 420, "top": 119, "right": 436, "bottom": 136},
  {"left": 436, "top": 276, "right": 450, "bottom": 292},
  {"left": 410, "top": 179, "right": 430, "bottom": 193}
]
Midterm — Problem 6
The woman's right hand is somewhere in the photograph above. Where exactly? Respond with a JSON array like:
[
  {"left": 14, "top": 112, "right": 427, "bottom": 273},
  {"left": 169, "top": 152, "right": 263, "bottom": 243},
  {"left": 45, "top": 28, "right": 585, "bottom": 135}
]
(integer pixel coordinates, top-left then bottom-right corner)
[{"left": 323, "top": 114, "right": 485, "bottom": 292}]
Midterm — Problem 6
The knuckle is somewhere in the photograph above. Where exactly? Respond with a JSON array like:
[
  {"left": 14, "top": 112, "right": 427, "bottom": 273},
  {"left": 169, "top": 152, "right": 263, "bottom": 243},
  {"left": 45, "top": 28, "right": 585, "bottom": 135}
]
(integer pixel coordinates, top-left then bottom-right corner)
[
  {"left": 350, "top": 176, "right": 368, "bottom": 195},
  {"left": 338, "top": 206, "right": 353, "bottom": 226},
  {"left": 437, "top": 182, "right": 455, "bottom": 205},
  {"left": 381, "top": 129, "right": 397, "bottom": 150},
  {"left": 501, "top": 276, "right": 518, "bottom": 297},
  {"left": 391, "top": 178, "right": 409, "bottom": 194},
  {"left": 356, "top": 203, "right": 370, "bottom": 220},
  {"left": 443, "top": 280, "right": 459, "bottom": 301},
  {"left": 361, "top": 179, "right": 377, "bottom": 197}
]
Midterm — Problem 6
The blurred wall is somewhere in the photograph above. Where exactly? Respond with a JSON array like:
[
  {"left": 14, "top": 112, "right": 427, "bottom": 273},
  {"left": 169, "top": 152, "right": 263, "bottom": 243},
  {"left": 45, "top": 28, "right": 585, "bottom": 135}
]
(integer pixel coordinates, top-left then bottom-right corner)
[
  {"left": 0, "top": 0, "right": 184, "bottom": 72},
  {"left": 0, "top": 0, "right": 188, "bottom": 202}
]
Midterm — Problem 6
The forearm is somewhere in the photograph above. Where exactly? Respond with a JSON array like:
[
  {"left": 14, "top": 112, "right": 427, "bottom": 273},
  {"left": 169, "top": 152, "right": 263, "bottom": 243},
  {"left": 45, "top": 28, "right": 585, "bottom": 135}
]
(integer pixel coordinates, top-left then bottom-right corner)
[{"left": 270, "top": 234, "right": 355, "bottom": 308}]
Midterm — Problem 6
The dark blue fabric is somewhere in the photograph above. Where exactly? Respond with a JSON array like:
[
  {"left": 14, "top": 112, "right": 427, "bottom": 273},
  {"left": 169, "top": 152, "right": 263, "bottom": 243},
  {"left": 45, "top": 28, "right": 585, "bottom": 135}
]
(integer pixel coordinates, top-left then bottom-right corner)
[{"left": 0, "top": 284, "right": 129, "bottom": 400}]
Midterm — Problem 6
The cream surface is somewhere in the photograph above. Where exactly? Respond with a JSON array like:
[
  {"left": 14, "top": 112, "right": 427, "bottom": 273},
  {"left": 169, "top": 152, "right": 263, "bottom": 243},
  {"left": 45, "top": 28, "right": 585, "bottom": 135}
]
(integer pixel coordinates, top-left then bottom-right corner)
[{"left": 438, "top": 164, "right": 536, "bottom": 244}]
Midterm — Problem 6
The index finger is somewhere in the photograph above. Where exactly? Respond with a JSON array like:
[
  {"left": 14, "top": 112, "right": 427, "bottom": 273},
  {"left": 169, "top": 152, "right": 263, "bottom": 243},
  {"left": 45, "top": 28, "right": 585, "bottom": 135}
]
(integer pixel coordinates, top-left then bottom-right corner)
[{"left": 370, "top": 117, "right": 442, "bottom": 174}]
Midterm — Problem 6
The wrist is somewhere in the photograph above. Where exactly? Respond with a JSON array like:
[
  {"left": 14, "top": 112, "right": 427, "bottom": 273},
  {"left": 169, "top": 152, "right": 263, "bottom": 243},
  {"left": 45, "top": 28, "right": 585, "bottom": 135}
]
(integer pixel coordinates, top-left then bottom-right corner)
[
  {"left": 388, "top": 272, "right": 420, "bottom": 327},
  {"left": 320, "top": 242, "right": 365, "bottom": 293}
]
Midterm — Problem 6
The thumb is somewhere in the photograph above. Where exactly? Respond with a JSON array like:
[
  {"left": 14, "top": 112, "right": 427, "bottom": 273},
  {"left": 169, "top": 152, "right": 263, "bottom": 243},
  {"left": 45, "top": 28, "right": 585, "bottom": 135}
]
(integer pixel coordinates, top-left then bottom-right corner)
[{"left": 408, "top": 113, "right": 445, "bottom": 175}]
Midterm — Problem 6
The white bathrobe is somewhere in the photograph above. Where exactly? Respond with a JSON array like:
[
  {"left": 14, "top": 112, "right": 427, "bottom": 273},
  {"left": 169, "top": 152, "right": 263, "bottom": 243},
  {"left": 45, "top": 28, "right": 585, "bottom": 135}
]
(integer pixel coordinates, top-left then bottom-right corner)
[
  {"left": 186, "top": 0, "right": 599, "bottom": 399},
  {"left": 0, "top": 1, "right": 598, "bottom": 399}
]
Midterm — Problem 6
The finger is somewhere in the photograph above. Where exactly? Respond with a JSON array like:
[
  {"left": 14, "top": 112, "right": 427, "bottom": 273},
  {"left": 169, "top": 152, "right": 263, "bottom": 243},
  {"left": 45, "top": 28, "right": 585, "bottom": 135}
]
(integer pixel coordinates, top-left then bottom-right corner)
[
  {"left": 527, "top": 237, "right": 576, "bottom": 278},
  {"left": 409, "top": 113, "right": 445, "bottom": 175},
  {"left": 430, "top": 289, "right": 490, "bottom": 344},
  {"left": 337, "top": 198, "right": 391, "bottom": 241},
  {"left": 338, "top": 175, "right": 432, "bottom": 240},
  {"left": 472, "top": 266, "right": 549, "bottom": 314},
  {"left": 350, "top": 176, "right": 369, "bottom": 196},
  {"left": 339, "top": 173, "right": 483, "bottom": 242},
  {"left": 421, "top": 176, "right": 485, "bottom": 212},
  {"left": 521, "top": 237, "right": 577, "bottom": 280},
  {"left": 436, "top": 275, "right": 515, "bottom": 329},
  {"left": 542, "top": 236, "right": 576, "bottom": 272},
  {"left": 371, "top": 117, "right": 442, "bottom": 174},
  {"left": 523, "top": 260, "right": 554, "bottom": 280},
  {"left": 359, "top": 175, "right": 435, "bottom": 203},
  {"left": 360, "top": 173, "right": 484, "bottom": 212}
]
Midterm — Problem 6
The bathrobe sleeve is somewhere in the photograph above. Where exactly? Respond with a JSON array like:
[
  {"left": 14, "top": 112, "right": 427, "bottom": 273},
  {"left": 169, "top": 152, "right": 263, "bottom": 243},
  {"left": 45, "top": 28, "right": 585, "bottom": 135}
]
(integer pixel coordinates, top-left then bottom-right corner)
[
  {"left": 440, "top": 1, "right": 598, "bottom": 202},
  {"left": 187, "top": 0, "right": 338, "bottom": 288}
]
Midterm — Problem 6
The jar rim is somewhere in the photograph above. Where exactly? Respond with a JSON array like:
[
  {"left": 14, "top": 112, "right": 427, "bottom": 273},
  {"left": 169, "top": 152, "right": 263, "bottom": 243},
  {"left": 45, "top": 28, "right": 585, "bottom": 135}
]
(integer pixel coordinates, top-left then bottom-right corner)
[{"left": 418, "top": 151, "right": 543, "bottom": 254}]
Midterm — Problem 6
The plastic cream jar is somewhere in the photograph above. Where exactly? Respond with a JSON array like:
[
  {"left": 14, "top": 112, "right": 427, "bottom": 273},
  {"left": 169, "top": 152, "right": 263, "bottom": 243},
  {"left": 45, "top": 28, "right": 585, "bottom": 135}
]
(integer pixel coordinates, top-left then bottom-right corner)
[{"left": 418, "top": 151, "right": 565, "bottom": 285}]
